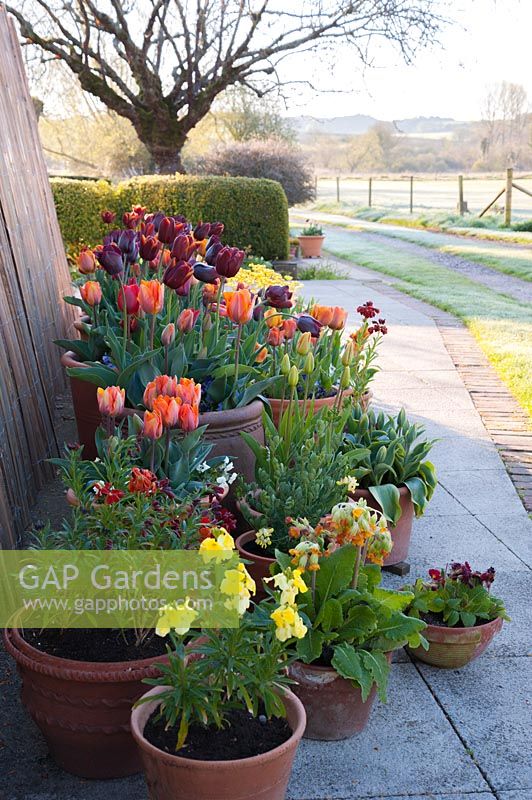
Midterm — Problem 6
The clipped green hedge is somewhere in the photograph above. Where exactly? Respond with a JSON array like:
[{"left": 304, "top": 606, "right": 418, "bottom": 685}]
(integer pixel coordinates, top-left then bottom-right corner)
[{"left": 51, "top": 175, "right": 289, "bottom": 260}]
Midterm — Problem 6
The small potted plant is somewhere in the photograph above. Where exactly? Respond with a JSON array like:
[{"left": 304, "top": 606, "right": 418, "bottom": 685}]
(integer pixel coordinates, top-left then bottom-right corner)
[
  {"left": 131, "top": 533, "right": 307, "bottom": 800},
  {"left": 265, "top": 501, "right": 427, "bottom": 739},
  {"left": 341, "top": 407, "right": 437, "bottom": 564},
  {"left": 404, "top": 563, "right": 509, "bottom": 668},
  {"left": 297, "top": 223, "right": 325, "bottom": 258}
]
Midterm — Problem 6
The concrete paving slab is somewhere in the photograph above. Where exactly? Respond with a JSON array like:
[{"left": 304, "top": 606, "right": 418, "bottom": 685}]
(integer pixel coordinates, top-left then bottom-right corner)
[
  {"left": 422, "top": 484, "right": 468, "bottom": 517},
  {"left": 418, "top": 657, "right": 532, "bottom": 792},
  {"left": 390, "top": 410, "right": 491, "bottom": 440},
  {"left": 374, "top": 369, "right": 467, "bottom": 392},
  {"left": 430, "top": 437, "right": 504, "bottom": 473},
  {"left": 498, "top": 791, "right": 532, "bottom": 800},
  {"left": 371, "top": 387, "right": 478, "bottom": 413},
  {"left": 288, "top": 663, "right": 490, "bottom": 800},
  {"left": 475, "top": 512, "right": 532, "bottom": 569},
  {"left": 439, "top": 470, "right": 526, "bottom": 516}
]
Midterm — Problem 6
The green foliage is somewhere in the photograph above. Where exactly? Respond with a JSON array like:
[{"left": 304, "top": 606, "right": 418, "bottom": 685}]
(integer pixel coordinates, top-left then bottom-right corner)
[
  {"left": 300, "top": 224, "right": 323, "bottom": 236},
  {"left": 298, "top": 262, "right": 348, "bottom": 280},
  {"left": 51, "top": 175, "right": 289, "bottom": 260},
  {"left": 342, "top": 407, "right": 437, "bottom": 525},
  {"left": 291, "top": 547, "right": 427, "bottom": 701}
]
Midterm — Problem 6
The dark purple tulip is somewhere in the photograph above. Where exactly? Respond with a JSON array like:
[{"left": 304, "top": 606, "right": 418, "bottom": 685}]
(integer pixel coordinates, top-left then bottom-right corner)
[
  {"left": 215, "top": 246, "right": 245, "bottom": 279},
  {"left": 193, "top": 221, "right": 211, "bottom": 240},
  {"left": 176, "top": 275, "right": 195, "bottom": 297},
  {"left": 171, "top": 234, "right": 197, "bottom": 261},
  {"left": 139, "top": 235, "right": 160, "bottom": 262},
  {"left": 103, "top": 228, "right": 120, "bottom": 245},
  {"left": 205, "top": 236, "right": 223, "bottom": 265},
  {"left": 157, "top": 216, "right": 176, "bottom": 244},
  {"left": 297, "top": 314, "right": 322, "bottom": 337},
  {"left": 264, "top": 285, "right": 293, "bottom": 309},
  {"left": 96, "top": 243, "right": 123, "bottom": 276},
  {"left": 101, "top": 209, "right": 116, "bottom": 225},
  {"left": 163, "top": 260, "right": 194, "bottom": 290},
  {"left": 253, "top": 304, "right": 265, "bottom": 321},
  {"left": 193, "top": 263, "right": 219, "bottom": 284},
  {"left": 117, "top": 229, "right": 139, "bottom": 264},
  {"left": 144, "top": 211, "right": 165, "bottom": 232},
  {"left": 209, "top": 221, "right": 225, "bottom": 237}
]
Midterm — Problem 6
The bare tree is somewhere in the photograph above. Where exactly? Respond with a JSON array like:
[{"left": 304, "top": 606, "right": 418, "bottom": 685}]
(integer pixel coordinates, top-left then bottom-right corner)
[
  {"left": 481, "top": 81, "right": 529, "bottom": 166},
  {"left": 8, "top": 1, "right": 445, "bottom": 173}
]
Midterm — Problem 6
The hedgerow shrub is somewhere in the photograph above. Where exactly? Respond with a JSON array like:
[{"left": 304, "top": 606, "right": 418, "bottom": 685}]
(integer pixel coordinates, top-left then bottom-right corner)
[{"left": 51, "top": 175, "right": 289, "bottom": 260}]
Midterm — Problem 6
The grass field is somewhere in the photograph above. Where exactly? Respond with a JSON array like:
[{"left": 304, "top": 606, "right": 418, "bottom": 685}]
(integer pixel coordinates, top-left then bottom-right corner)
[{"left": 319, "top": 227, "right": 532, "bottom": 420}]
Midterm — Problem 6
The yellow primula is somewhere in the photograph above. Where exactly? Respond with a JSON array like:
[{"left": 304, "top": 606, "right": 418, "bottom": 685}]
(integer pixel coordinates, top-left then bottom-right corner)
[
  {"left": 270, "top": 604, "right": 307, "bottom": 642},
  {"left": 255, "top": 527, "right": 273, "bottom": 548},
  {"left": 266, "top": 568, "right": 308, "bottom": 606},
  {"left": 199, "top": 528, "right": 235, "bottom": 563},
  {"left": 155, "top": 601, "right": 198, "bottom": 637}
]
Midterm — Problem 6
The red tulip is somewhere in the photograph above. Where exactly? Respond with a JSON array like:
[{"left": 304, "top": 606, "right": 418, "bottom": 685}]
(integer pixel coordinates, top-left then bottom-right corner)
[{"left": 117, "top": 281, "right": 140, "bottom": 314}]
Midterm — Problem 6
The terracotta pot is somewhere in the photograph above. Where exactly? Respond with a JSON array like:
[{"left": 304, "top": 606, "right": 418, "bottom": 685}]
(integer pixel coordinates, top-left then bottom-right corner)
[
  {"left": 407, "top": 616, "right": 503, "bottom": 669},
  {"left": 60, "top": 351, "right": 265, "bottom": 479},
  {"left": 131, "top": 685, "right": 306, "bottom": 800},
  {"left": 350, "top": 485, "right": 414, "bottom": 566},
  {"left": 3, "top": 628, "right": 167, "bottom": 779},
  {"left": 298, "top": 235, "right": 325, "bottom": 258},
  {"left": 235, "top": 530, "right": 275, "bottom": 599},
  {"left": 268, "top": 388, "right": 354, "bottom": 428},
  {"left": 289, "top": 652, "right": 392, "bottom": 740}
]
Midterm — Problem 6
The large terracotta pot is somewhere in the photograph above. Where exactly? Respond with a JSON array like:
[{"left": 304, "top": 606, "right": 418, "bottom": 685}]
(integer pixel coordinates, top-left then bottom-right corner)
[
  {"left": 350, "top": 485, "right": 414, "bottom": 565},
  {"left": 235, "top": 530, "right": 274, "bottom": 599},
  {"left": 60, "top": 351, "right": 265, "bottom": 480},
  {"left": 267, "top": 388, "right": 355, "bottom": 428},
  {"left": 3, "top": 628, "right": 167, "bottom": 779},
  {"left": 298, "top": 235, "right": 325, "bottom": 258},
  {"left": 407, "top": 616, "right": 503, "bottom": 669},
  {"left": 131, "top": 685, "right": 306, "bottom": 800},
  {"left": 289, "top": 652, "right": 392, "bottom": 740}
]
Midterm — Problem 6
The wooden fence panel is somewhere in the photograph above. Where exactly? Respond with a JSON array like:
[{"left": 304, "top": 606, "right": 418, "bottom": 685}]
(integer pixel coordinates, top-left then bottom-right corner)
[{"left": 0, "top": 6, "right": 75, "bottom": 546}]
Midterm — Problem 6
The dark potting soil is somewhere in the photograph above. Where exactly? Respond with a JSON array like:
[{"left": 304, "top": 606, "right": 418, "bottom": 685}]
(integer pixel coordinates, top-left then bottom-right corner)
[
  {"left": 144, "top": 707, "right": 292, "bottom": 761},
  {"left": 22, "top": 628, "right": 167, "bottom": 662},
  {"left": 420, "top": 611, "right": 488, "bottom": 629},
  {"left": 241, "top": 537, "right": 277, "bottom": 560},
  {"left": 311, "top": 645, "right": 335, "bottom": 667}
]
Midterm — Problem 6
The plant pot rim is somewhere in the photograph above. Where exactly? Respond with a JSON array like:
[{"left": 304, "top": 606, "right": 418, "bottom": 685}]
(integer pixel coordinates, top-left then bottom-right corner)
[
  {"left": 131, "top": 684, "right": 306, "bottom": 768},
  {"left": 297, "top": 234, "right": 325, "bottom": 240},
  {"left": 3, "top": 627, "right": 166, "bottom": 680},
  {"left": 236, "top": 530, "right": 275, "bottom": 566},
  {"left": 351, "top": 484, "right": 411, "bottom": 498},
  {"left": 267, "top": 388, "right": 353, "bottom": 404},
  {"left": 422, "top": 615, "right": 503, "bottom": 639}
]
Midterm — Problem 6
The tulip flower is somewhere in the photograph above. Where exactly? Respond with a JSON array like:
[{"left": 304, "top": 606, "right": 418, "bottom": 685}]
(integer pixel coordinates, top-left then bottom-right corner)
[
  {"left": 143, "top": 375, "right": 180, "bottom": 409},
  {"left": 80, "top": 280, "right": 102, "bottom": 307},
  {"left": 296, "top": 331, "right": 313, "bottom": 355},
  {"left": 193, "top": 221, "right": 211, "bottom": 240},
  {"left": 122, "top": 211, "right": 139, "bottom": 229},
  {"left": 214, "top": 246, "right": 245, "bottom": 279},
  {"left": 158, "top": 216, "right": 176, "bottom": 244},
  {"left": 281, "top": 318, "right": 297, "bottom": 340},
  {"left": 311, "top": 305, "right": 334, "bottom": 327},
  {"left": 153, "top": 394, "right": 181, "bottom": 428},
  {"left": 139, "top": 280, "right": 164, "bottom": 315},
  {"left": 143, "top": 409, "right": 163, "bottom": 440},
  {"left": 139, "top": 235, "right": 160, "bottom": 262},
  {"left": 96, "top": 243, "right": 123, "bottom": 276},
  {"left": 176, "top": 275, "right": 197, "bottom": 297},
  {"left": 265, "top": 285, "right": 293, "bottom": 309},
  {"left": 194, "top": 263, "right": 219, "bottom": 284},
  {"left": 101, "top": 209, "right": 116, "bottom": 224},
  {"left": 178, "top": 403, "right": 199, "bottom": 432},
  {"left": 209, "top": 221, "right": 225, "bottom": 237},
  {"left": 132, "top": 205, "right": 147, "bottom": 219},
  {"left": 117, "top": 229, "right": 139, "bottom": 264},
  {"left": 144, "top": 211, "right": 165, "bottom": 232},
  {"left": 297, "top": 314, "right": 322, "bottom": 337},
  {"left": 224, "top": 288, "right": 254, "bottom": 325},
  {"left": 163, "top": 259, "right": 194, "bottom": 290},
  {"left": 177, "top": 308, "right": 200, "bottom": 333},
  {"left": 205, "top": 236, "right": 223, "bottom": 266},
  {"left": 117, "top": 280, "right": 140, "bottom": 314},
  {"left": 255, "top": 344, "right": 268, "bottom": 363},
  {"left": 97, "top": 386, "right": 125, "bottom": 417},
  {"left": 171, "top": 234, "right": 197, "bottom": 261},
  {"left": 264, "top": 308, "right": 282, "bottom": 328},
  {"left": 267, "top": 327, "right": 285, "bottom": 347},
  {"left": 161, "top": 323, "right": 176, "bottom": 348},
  {"left": 329, "top": 306, "right": 348, "bottom": 330},
  {"left": 175, "top": 377, "right": 201, "bottom": 408},
  {"left": 77, "top": 248, "right": 96, "bottom": 275}
]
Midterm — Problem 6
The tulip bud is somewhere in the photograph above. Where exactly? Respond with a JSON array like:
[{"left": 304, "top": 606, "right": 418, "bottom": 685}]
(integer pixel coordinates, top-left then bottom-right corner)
[
  {"left": 77, "top": 248, "right": 96, "bottom": 274},
  {"left": 101, "top": 209, "right": 116, "bottom": 225},
  {"left": 342, "top": 341, "right": 354, "bottom": 366},
  {"left": 340, "top": 365, "right": 351, "bottom": 390},
  {"left": 80, "top": 280, "right": 102, "bottom": 307},
  {"left": 303, "top": 352, "right": 315, "bottom": 374},
  {"left": 280, "top": 354, "right": 291, "bottom": 376},
  {"left": 288, "top": 365, "right": 299, "bottom": 388},
  {"left": 296, "top": 331, "right": 312, "bottom": 355},
  {"left": 97, "top": 386, "right": 125, "bottom": 417},
  {"left": 158, "top": 216, "right": 176, "bottom": 244},
  {"left": 130, "top": 413, "right": 144, "bottom": 434},
  {"left": 143, "top": 410, "right": 163, "bottom": 440},
  {"left": 202, "top": 311, "right": 212, "bottom": 332},
  {"left": 161, "top": 323, "right": 176, "bottom": 347},
  {"left": 177, "top": 309, "right": 199, "bottom": 333}
]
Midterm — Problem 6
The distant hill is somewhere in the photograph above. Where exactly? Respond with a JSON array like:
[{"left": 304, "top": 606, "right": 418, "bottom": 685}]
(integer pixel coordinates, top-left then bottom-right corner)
[{"left": 287, "top": 114, "right": 469, "bottom": 138}]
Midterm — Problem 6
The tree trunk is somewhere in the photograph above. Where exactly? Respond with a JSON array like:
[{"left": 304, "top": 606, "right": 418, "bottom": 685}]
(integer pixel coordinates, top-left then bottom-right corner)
[
  {"left": 133, "top": 111, "right": 189, "bottom": 174},
  {"left": 149, "top": 143, "right": 187, "bottom": 174}
]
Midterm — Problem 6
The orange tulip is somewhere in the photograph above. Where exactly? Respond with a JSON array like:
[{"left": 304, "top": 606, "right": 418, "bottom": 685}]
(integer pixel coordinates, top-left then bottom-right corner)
[
  {"left": 267, "top": 327, "right": 285, "bottom": 347},
  {"left": 139, "top": 280, "right": 165, "bottom": 314},
  {"left": 255, "top": 343, "right": 268, "bottom": 363},
  {"left": 224, "top": 288, "right": 254, "bottom": 325},
  {"left": 97, "top": 386, "right": 125, "bottom": 417},
  {"left": 77, "top": 248, "right": 96, "bottom": 275},
  {"left": 281, "top": 318, "right": 297, "bottom": 340},
  {"left": 143, "top": 409, "right": 163, "bottom": 440},
  {"left": 177, "top": 308, "right": 199, "bottom": 333},
  {"left": 311, "top": 304, "right": 334, "bottom": 327},
  {"left": 153, "top": 394, "right": 181, "bottom": 428},
  {"left": 329, "top": 306, "right": 348, "bottom": 330},
  {"left": 178, "top": 403, "right": 199, "bottom": 432},
  {"left": 174, "top": 378, "right": 201, "bottom": 409},
  {"left": 143, "top": 375, "right": 179, "bottom": 409},
  {"left": 80, "top": 280, "right": 102, "bottom": 307},
  {"left": 264, "top": 308, "right": 282, "bottom": 328}
]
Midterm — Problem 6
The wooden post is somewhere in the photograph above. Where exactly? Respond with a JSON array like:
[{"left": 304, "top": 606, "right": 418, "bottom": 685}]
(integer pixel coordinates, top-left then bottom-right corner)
[
  {"left": 458, "top": 175, "right": 465, "bottom": 214},
  {"left": 409, "top": 175, "right": 414, "bottom": 214},
  {"left": 368, "top": 177, "right": 373, "bottom": 207},
  {"left": 505, "top": 167, "right": 513, "bottom": 226},
  {"left": 336, "top": 176, "right": 340, "bottom": 203}
]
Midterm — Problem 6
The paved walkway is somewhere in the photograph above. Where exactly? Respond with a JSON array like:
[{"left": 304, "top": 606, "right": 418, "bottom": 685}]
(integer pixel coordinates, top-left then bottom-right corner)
[{"left": 0, "top": 269, "right": 530, "bottom": 800}]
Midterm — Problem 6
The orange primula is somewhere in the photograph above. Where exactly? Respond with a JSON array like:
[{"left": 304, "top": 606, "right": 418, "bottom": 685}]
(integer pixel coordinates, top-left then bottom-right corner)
[
  {"left": 224, "top": 288, "right": 254, "bottom": 325},
  {"left": 139, "top": 279, "right": 165, "bottom": 314}
]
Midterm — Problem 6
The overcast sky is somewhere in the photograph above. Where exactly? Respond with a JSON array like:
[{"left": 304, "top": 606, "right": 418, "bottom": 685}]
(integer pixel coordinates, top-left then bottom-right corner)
[{"left": 282, "top": 1, "right": 530, "bottom": 121}]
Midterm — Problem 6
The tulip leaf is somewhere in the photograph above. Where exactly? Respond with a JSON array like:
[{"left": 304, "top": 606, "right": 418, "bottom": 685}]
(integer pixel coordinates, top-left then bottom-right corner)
[
  {"left": 66, "top": 364, "right": 117, "bottom": 387},
  {"left": 236, "top": 377, "right": 278, "bottom": 408},
  {"left": 368, "top": 483, "right": 402, "bottom": 526}
]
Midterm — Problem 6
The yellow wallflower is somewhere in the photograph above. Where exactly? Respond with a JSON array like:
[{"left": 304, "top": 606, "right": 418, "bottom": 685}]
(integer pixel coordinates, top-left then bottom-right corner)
[
  {"left": 156, "top": 601, "right": 197, "bottom": 637},
  {"left": 220, "top": 563, "right": 256, "bottom": 615},
  {"left": 199, "top": 529, "right": 235, "bottom": 563}
]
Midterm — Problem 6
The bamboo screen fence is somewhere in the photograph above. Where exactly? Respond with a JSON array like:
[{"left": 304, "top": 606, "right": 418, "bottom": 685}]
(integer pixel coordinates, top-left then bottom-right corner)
[{"left": 0, "top": 6, "right": 75, "bottom": 547}]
